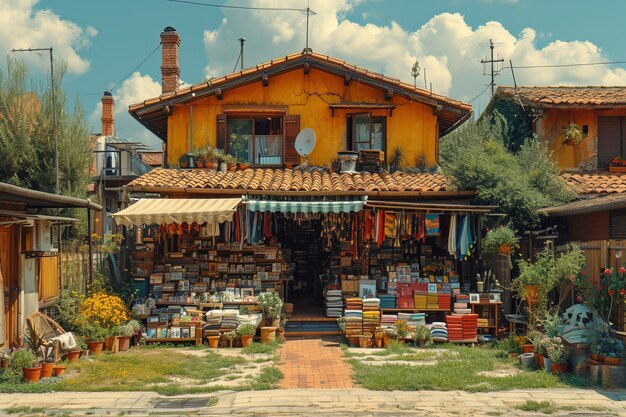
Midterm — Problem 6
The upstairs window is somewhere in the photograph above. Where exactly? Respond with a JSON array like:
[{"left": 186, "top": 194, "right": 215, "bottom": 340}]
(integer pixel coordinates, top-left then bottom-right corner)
[
  {"left": 227, "top": 116, "right": 283, "bottom": 165},
  {"left": 347, "top": 113, "right": 386, "bottom": 153},
  {"left": 598, "top": 116, "right": 626, "bottom": 169}
]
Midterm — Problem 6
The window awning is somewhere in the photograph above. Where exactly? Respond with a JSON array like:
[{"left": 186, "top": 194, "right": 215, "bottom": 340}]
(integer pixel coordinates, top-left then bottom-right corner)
[
  {"left": 112, "top": 198, "right": 241, "bottom": 227},
  {"left": 244, "top": 198, "right": 366, "bottom": 214}
]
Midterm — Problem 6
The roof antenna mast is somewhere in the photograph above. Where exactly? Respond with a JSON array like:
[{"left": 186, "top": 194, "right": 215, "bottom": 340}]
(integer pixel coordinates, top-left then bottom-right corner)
[{"left": 481, "top": 39, "right": 504, "bottom": 96}]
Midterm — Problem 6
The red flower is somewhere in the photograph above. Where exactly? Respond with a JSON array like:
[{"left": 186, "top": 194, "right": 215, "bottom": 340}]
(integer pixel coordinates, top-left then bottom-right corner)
[
  {"left": 576, "top": 294, "right": 583, "bottom": 303},
  {"left": 604, "top": 268, "right": 612, "bottom": 277},
  {"left": 620, "top": 267, "right": 626, "bottom": 274},
  {"left": 609, "top": 289, "right": 615, "bottom": 296},
  {"left": 581, "top": 269, "right": 587, "bottom": 276},
  {"left": 621, "top": 289, "right": 625, "bottom": 295}
]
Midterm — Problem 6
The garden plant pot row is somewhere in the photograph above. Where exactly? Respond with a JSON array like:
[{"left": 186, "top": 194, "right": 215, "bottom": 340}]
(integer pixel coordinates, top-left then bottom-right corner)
[{"left": 22, "top": 364, "right": 68, "bottom": 383}]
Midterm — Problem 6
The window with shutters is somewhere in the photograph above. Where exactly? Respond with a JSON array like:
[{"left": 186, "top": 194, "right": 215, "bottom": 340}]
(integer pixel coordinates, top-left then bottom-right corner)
[
  {"left": 217, "top": 114, "right": 300, "bottom": 167},
  {"left": 346, "top": 113, "right": 386, "bottom": 153},
  {"left": 598, "top": 116, "right": 626, "bottom": 169},
  {"left": 610, "top": 209, "right": 626, "bottom": 239}
]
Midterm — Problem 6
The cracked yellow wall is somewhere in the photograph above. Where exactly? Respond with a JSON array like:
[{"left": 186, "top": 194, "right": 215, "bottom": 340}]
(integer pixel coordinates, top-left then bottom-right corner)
[
  {"left": 167, "top": 68, "right": 438, "bottom": 167},
  {"left": 537, "top": 108, "right": 626, "bottom": 169}
]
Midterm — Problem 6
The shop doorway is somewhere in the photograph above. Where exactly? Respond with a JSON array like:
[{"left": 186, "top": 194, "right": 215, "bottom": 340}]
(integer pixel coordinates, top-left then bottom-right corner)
[{"left": 275, "top": 217, "right": 329, "bottom": 318}]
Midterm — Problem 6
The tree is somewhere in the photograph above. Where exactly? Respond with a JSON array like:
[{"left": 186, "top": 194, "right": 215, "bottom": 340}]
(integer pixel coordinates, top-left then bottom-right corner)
[
  {"left": 0, "top": 58, "right": 92, "bottom": 233},
  {"left": 440, "top": 114, "right": 574, "bottom": 231}
]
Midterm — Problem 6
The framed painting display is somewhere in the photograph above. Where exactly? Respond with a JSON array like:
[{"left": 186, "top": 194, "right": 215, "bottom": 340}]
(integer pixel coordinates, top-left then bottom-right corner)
[
  {"left": 469, "top": 293, "right": 480, "bottom": 304},
  {"left": 359, "top": 279, "right": 377, "bottom": 299}
]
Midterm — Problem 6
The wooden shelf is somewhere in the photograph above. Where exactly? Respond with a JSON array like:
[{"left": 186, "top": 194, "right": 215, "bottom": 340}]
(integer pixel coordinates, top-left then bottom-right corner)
[{"left": 381, "top": 308, "right": 449, "bottom": 312}]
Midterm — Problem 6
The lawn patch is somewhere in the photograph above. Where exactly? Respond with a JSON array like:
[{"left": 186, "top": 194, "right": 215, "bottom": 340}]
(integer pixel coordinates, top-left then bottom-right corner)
[
  {"left": 514, "top": 400, "right": 557, "bottom": 414},
  {"left": 242, "top": 341, "right": 280, "bottom": 355}
]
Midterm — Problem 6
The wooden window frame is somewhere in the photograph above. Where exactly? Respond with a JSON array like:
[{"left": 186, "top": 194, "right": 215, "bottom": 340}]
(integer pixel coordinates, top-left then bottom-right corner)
[
  {"left": 226, "top": 114, "right": 284, "bottom": 167},
  {"left": 347, "top": 113, "right": 386, "bottom": 153}
]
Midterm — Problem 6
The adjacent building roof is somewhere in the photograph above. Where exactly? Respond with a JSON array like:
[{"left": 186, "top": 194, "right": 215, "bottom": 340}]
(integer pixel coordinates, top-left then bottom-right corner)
[
  {"left": 561, "top": 171, "right": 626, "bottom": 195},
  {"left": 139, "top": 151, "right": 164, "bottom": 167},
  {"left": 125, "top": 167, "right": 469, "bottom": 198},
  {"left": 129, "top": 50, "right": 472, "bottom": 140},
  {"left": 541, "top": 193, "right": 626, "bottom": 217},
  {"left": 0, "top": 182, "right": 102, "bottom": 211},
  {"left": 498, "top": 86, "right": 626, "bottom": 108}
]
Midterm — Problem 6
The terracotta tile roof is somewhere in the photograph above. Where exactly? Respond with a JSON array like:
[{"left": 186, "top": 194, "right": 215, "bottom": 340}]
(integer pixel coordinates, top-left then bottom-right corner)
[
  {"left": 126, "top": 168, "right": 455, "bottom": 195},
  {"left": 498, "top": 86, "right": 626, "bottom": 107},
  {"left": 561, "top": 171, "right": 626, "bottom": 195},
  {"left": 139, "top": 151, "right": 163, "bottom": 167}
]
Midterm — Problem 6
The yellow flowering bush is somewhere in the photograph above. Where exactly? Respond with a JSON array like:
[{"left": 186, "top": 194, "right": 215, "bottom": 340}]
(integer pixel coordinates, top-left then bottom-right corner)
[{"left": 79, "top": 291, "right": 130, "bottom": 329}]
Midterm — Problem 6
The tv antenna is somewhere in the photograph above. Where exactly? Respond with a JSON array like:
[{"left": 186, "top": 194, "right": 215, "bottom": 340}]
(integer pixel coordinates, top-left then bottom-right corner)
[
  {"left": 294, "top": 128, "right": 316, "bottom": 168},
  {"left": 481, "top": 39, "right": 504, "bottom": 96}
]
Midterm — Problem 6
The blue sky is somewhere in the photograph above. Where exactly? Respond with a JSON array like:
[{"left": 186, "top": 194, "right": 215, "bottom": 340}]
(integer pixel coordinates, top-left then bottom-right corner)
[{"left": 3, "top": 0, "right": 626, "bottom": 149}]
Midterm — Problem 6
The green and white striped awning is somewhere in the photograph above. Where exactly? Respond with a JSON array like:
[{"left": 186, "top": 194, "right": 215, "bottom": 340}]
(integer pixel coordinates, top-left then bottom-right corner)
[{"left": 244, "top": 197, "right": 366, "bottom": 214}]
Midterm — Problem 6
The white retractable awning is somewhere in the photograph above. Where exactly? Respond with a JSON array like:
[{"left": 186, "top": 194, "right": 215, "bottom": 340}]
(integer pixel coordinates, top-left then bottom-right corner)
[{"left": 112, "top": 198, "right": 241, "bottom": 227}]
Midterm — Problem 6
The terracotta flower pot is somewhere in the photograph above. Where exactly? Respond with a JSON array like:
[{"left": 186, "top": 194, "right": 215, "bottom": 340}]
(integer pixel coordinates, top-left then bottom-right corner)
[
  {"left": 552, "top": 362, "right": 568, "bottom": 373},
  {"left": 240, "top": 335, "right": 253, "bottom": 347},
  {"left": 374, "top": 335, "right": 383, "bottom": 348},
  {"left": 80, "top": 349, "right": 89, "bottom": 358},
  {"left": 65, "top": 350, "right": 80, "bottom": 363},
  {"left": 539, "top": 355, "right": 545, "bottom": 368},
  {"left": 534, "top": 352, "right": 540, "bottom": 368},
  {"left": 382, "top": 334, "right": 391, "bottom": 347},
  {"left": 53, "top": 365, "right": 67, "bottom": 377},
  {"left": 206, "top": 161, "right": 218, "bottom": 170},
  {"left": 118, "top": 336, "right": 130, "bottom": 352},
  {"left": 359, "top": 338, "right": 370, "bottom": 348},
  {"left": 227, "top": 163, "right": 237, "bottom": 172},
  {"left": 605, "top": 356, "right": 621, "bottom": 365},
  {"left": 208, "top": 335, "right": 220, "bottom": 349},
  {"left": 498, "top": 244, "right": 512, "bottom": 255},
  {"left": 523, "top": 285, "right": 540, "bottom": 306},
  {"left": 522, "top": 344, "right": 534, "bottom": 354},
  {"left": 88, "top": 341, "right": 105, "bottom": 355},
  {"left": 260, "top": 327, "right": 277, "bottom": 343},
  {"left": 196, "top": 159, "right": 205, "bottom": 168},
  {"left": 590, "top": 353, "right": 605, "bottom": 363},
  {"left": 41, "top": 362, "right": 55, "bottom": 378},
  {"left": 105, "top": 336, "right": 119, "bottom": 353},
  {"left": 23, "top": 366, "right": 42, "bottom": 383},
  {"left": 238, "top": 163, "right": 249, "bottom": 170},
  {"left": 347, "top": 336, "right": 359, "bottom": 347}
]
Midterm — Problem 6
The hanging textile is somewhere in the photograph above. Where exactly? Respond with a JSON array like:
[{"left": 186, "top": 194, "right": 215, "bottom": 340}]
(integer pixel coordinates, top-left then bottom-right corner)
[
  {"left": 415, "top": 213, "right": 425, "bottom": 241},
  {"left": 457, "top": 215, "right": 474, "bottom": 260},
  {"left": 448, "top": 214, "right": 458, "bottom": 259},
  {"left": 425, "top": 214, "right": 440, "bottom": 236},
  {"left": 376, "top": 210, "right": 385, "bottom": 247},
  {"left": 384, "top": 212, "right": 397, "bottom": 238}
]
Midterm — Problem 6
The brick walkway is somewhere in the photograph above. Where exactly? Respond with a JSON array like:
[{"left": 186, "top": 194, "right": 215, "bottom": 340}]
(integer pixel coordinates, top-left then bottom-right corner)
[{"left": 277, "top": 339, "right": 354, "bottom": 389}]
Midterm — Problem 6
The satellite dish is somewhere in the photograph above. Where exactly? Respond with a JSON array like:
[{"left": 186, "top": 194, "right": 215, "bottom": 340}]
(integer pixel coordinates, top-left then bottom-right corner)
[{"left": 294, "top": 128, "right": 316, "bottom": 168}]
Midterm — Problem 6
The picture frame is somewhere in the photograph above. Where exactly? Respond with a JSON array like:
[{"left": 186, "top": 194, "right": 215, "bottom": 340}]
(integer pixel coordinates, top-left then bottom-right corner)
[
  {"left": 181, "top": 328, "right": 190, "bottom": 339},
  {"left": 359, "top": 279, "right": 377, "bottom": 299},
  {"left": 469, "top": 293, "right": 480, "bottom": 304},
  {"left": 170, "top": 327, "right": 181, "bottom": 338},
  {"left": 428, "top": 283, "right": 438, "bottom": 293},
  {"left": 489, "top": 292, "right": 501, "bottom": 303},
  {"left": 242, "top": 288, "right": 254, "bottom": 298}
]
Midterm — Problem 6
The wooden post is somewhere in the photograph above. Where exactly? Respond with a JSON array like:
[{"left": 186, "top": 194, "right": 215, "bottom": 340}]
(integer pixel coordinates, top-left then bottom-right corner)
[{"left": 87, "top": 209, "right": 93, "bottom": 287}]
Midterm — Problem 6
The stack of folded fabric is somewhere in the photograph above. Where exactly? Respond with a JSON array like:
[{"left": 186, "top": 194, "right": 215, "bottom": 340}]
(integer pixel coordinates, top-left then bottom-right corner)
[
  {"left": 477, "top": 318, "right": 489, "bottom": 328},
  {"left": 438, "top": 293, "right": 451, "bottom": 310},
  {"left": 398, "top": 312, "right": 425, "bottom": 331},
  {"left": 430, "top": 321, "right": 448, "bottom": 342},
  {"left": 446, "top": 315, "right": 464, "bottom": 341},
  {"left": 344, "top": 297, "right": 363, "bottom": 337},
  {"left": 426, "top": 293, "right": 439, "bottom": 310},
  {"left": 379, "top": 294, "right": 396, "bottom": 309},
  {"left": 381, "top": 314, "right": 397, "bottom": 331},
  {"left": 219, "top": 309, "right": 240, "bottom": 333},
  {"left": 203, "top": 310, "right": 223, "bottom": 337},
  {"left": 362, "top": 298, "right": 381, "bottom": 335},
  {"left": 413, "top": 291, "right": 427, "bottom": 309},
  {"left": 325, "top": 289, "right": 344, "bottom": 317},
  {"left": 462, "top": 314, "right": 478, "bottom": 341},
  {"left": 454, "top": 294, "right": 471, "bottom": 314}
]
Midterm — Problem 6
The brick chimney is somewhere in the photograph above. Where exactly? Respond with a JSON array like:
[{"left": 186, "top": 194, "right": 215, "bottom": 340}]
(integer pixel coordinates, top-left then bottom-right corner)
[
  {"left": 161, "top": 26, "right": 180, "bottom": 95},
  {"left": 101, "top": 90, "right": 114, "bottom": 136}
]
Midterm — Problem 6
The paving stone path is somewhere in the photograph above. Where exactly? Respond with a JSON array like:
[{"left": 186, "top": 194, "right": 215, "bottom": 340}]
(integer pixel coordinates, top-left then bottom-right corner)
[{"left": 277, "top": 339, "right": 353, "bottom": 389}]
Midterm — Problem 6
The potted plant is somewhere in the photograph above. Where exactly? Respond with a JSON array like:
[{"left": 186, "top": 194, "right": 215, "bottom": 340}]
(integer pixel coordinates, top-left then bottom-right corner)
[
  {"left": 483, "top": 225, "right": 519, "bottom": 255},
  {"left": 237, "top": 323, "right": 257, "bottom": 347},
  {"left": 413, "top": 324, "right": 431, "bottom": 347},
  {"left": 256, "top": 292, "right": 283, "bottom": 328},
  {"left": 395, "top": 320, "right": 410, "bottom": 342},
  {"left": 179, "top": 154, "right": 190, "bottom": 169},
  {"left": 193, "top": 146, "right": 207, "bottom": 168},
  {"left": 561, "top": 123, "right": 586, "bottom": 147},
  {"left": 383, "top": 328, "right": 395, "bottom": 347},
  {"left": 118, "top": 322, "right": 136, "bottom": 352},
  {"left": 83, "top": 324, "right": 108, "bottom": 355},
  {"left": 359, "top": 332, "right": 373, "bottom": 348},
  {"left": 374, "top": 328, "right": 384, "bottom": 348},
  {"left": 223, "top": 330, "right": 238, "bottom": 348},
  {"left": 238, "top": 159, "right": 250, "bottom": 170},
  {"left": 53, "top": 362, "right": 67, "bottom": 377},
  {"left": 546, "top": 338, "right": 569, "bottom": 373},
  {"left": 527, "top": 330, "right": 546, "bottom": 368},
  {"left": 207, "top": 334, "right": 220, "bottom": 349},
  {"left": 224, "top": 153, "right": 238, "bottom": 171},
  {"left": 41, "top": 348, "right": 57, "bottom": 378},
  {"left": 215, "top": 149, "right": 227, "bottom": 172},
  {"left": 10, "top": 349, "right": 41, "bottom": 383}
]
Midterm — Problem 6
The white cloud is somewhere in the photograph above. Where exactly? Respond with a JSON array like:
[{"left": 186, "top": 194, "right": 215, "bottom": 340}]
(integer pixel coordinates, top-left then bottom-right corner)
[
  {"left": 199, "top": 0, "right": 626, "bottom": 115},
  {"left": 89, "top": 72, "right": 162, "bottom": 149},
  {"left": 0, "top": 0, "right": 95, "bottom": 75}
]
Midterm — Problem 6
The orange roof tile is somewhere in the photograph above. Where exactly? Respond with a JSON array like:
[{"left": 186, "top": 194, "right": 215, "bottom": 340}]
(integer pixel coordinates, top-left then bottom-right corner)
[
  {"left": 126, "top": 168, "right": 456, "bottom": 196},
  {"left": 138, "top": 151, "right": 163, "bottom": 167},
  {"left": 561, "top": 171, "right": 626, "bottom": 195},
  {"left": 499, "top": 86, "right": 626, "bottom": 107}
]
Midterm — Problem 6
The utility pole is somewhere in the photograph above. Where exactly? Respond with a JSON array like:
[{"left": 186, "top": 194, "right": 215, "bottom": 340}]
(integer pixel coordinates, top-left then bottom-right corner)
[
  {"left": 12, "top": 47, "right": 58, "bottom": 194},
  {"left": 238, "top": 38, "right": 246, "bottom": 70},
  {"left": 480, "top": 39, "right": 504, "bottom": 96}
]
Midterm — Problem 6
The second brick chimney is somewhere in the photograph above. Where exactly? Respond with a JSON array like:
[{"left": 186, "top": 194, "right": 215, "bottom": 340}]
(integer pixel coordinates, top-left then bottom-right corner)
[
  {"left": 161, "top": 26, "right": 181, "bottom": 95},
  {"left": 101, "top": 90, "right": 114, "bottom": 136}
]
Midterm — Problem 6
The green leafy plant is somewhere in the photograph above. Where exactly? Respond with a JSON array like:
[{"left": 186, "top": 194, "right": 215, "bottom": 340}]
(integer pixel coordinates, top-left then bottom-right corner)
[
  {"left": 118, "top": 323, "right": 134, "bottom": 337},
  {"left": 236, "top": 323, "right": 257, "bottom": 337},
  {"left": 562, "top": 123, "right": 586, "bottom": 147},
  {"left": 483, "top": 225, "right": 519, "bottom": 255},
  {"left": 256, "top": 292, "right": 283, "bottom": 324},
  {"left": 413, "top": 324, "right": 431, "bottom": 341},
  {"left": 546, "top": 338, "right": 569, "bottom": 364},
  {"left": 9, "top": 349, "right": 38, "bottom": 372},
  {"left": 495, "top": 334, "right": 523, "bottom": 355},
  {"left": 337, "top": 316, "right": 346, "bottom": 332},
  {"left": 389, "top": 145, "right": 406, "bottom": 173},
  {"left": 395, "top": 320, "right": 410, "bottom": 339}
]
